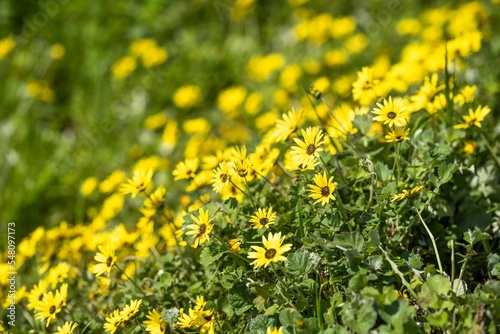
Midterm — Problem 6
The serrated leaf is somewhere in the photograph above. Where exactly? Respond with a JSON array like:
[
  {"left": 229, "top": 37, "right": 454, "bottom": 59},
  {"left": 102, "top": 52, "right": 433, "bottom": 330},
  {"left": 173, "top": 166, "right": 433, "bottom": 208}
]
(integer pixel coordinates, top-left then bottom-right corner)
[
  {"left": 199, "top": 243, "right": 224, "bottom": 266},
  {"left": 285, "top": 249, "right": 321, "bottom": 277},
  {"left": 249, "top": 314, "right": 275, "bottom": 334},
  {"left": 463, "top": 229, "right": 490, "bottom": 245},
  {"left": 404, "top": 252, "right": 423, "bottom": 270},
  {"left": 437, "top": 162, "right": 458, "bottom": 185},
  {"left": 431, "top": 144, "right": 452, "bottom": 160},
  {"left": 329, "top": 232, "right": 364, "bottom": 254},
  {"left": 229, "top": 282, "right": 254, "bottom": 315}
]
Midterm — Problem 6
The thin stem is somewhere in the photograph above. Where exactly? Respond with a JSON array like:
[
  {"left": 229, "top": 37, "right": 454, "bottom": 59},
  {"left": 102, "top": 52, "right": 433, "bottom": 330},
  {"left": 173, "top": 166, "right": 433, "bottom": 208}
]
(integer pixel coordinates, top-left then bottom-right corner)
[
  {"left": 479, "top": 132, "right": 500, "bottom": 170},
  {"left": 114, "top": 263, "right": 148, "bottom": 297},
  {"left": 364, "top": 158, "right": 377, "bottom": 211},
  {"left": 415, "top": 208, "right": 444, "bottom": 274}
]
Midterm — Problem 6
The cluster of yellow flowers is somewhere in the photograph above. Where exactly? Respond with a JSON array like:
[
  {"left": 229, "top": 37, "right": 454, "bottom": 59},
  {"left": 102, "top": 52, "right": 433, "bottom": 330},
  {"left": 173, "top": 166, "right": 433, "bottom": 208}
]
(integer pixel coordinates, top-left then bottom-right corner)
[
  {"left": 1, "top": 1, "right": 496, "bottom": 333},
  {"left": 112, "top": 38, "right": 168, "bottom": 79}
]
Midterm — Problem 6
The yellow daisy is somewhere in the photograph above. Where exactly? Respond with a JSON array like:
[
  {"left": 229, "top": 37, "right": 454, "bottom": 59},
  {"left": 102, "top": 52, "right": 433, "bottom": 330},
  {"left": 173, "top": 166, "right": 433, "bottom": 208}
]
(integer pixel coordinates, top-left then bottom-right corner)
[
  {"left": 144, "top": 309, "right": 168, "bottom": 334},
  {"left": 120, "top": 168, "right": 154, "bottom": 198},
  {"left": 92, "top": 244, "right": 117, "bottom": 277},
  {"left": 249, "top": 207, "right": 277, "bottom": 229},
  {"left": 248, "top": 232, "right": 292, "bottom": 269},
  {"left": 372, "top": 97, "right": 409, "bottom": 128},
  {"left": 308, "top": 172, "right": 337, "bottom": 206},
  {"left": 289, "top": 127, "right": 324, "bottom": 166},
  {"left": 185, "top": 208, "right": 214, "bottom": 248}
]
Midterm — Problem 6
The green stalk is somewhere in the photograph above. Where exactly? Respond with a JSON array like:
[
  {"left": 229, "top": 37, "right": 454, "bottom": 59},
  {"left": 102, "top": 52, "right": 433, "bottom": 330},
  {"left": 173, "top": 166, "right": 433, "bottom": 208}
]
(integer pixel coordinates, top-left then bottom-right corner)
[
  {"left": 415, "top": 208, "right": 444, "bottom": 274},
  {"left": 479, "top": 132, "right": 500, "bottom": 170}
]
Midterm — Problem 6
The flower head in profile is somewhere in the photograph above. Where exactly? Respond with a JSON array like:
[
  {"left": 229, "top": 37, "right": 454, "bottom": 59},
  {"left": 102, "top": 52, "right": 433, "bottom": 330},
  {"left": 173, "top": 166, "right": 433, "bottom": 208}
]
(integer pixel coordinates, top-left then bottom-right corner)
[
  {"left": 248, "top": 232, "right": 292, "bottom": 269},
  {"left": 453, "top": 105, "right": 491, "bottom": 129},
  {"left": 185, "top": 207, "right": 214, "bottom": 248},
  {"left": 92, "top": 243, "right": 117, "bottom": 277},
  {"left": 144, "top": 309, "right": 168, "bottom": 334},
  {"left": 55, "top": 321, "right": 78, "bottom": 334},
  {"left": 120, "top": 168, "right": 154, "bottom": 198},
  {"left": 308, "top": 172, "right": 337, "bottom": 206},
  {"left": 249, "top": 207, "right": 277, "bottom": 229},
  {"left": 391, "top": 185, "right": 425, "bottom": 202},
  {"left": 103, "top": 309, "right": 123, "bottom": 333},
  {"left": 177, "top": 295, "right": 215, "bottom": 334},
  {"left": 372, "top": 97, "right": 409, "bottom": 128}
]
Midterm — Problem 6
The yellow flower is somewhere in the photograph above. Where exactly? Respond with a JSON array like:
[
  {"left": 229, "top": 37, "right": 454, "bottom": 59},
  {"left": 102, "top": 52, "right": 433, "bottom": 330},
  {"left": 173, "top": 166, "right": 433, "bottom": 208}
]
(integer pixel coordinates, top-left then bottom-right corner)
[
  {"left": 267, "top": 108, "right": 304, "bottom": 143},
  {"left": 248, "top": 232, "right": 292, "bottom": 269},
  {"left": 308, "top": 172, "right": 337, "bottom": 206},
  {"left": 50, "top": 44, "right": 65, "bottom": 60},
  {"left": 212, "top": 161, "right": 233, "bottom": 193},
  {"left": 453, "top": 105, "right": 491, "bottom": 129},
  {"left": 289, "top": 127, "right": 324, "bottom": 166},
  {"left": 27, "top": 79, "right": 54, "bottom": 102},
  {"left": 173, "top": 85, "right": 202, "bottom": 109},
  {"left": 54, "top": 321, "right": 78, "bottom": 334},
  {"left": 173, "top": 158, "right": 199, "bottom": 181},
  {"left": 229, "top": 239, "right": 242, "bottom": 252},
  {"left": 385, "top": 127, "right": 410, "bottom": 143},
  {"left": 372, "top": 97, "right": 409, "bottom": 128},
  {"left": 120, "top": 169, "right": 154, "bottom": 198},
  {"left": 246, "top": 53, "right": 285, "bottom": 81},
  {"left": 120, "top": 299, "right": 142, "bottom": 321},
  {"left": 144, "top": 309, "right": 168, "bottom": 334},
  {"left": 34, "top": 291, "right": 63, "bottom": 327},
  {"left": 92, "top": 243, "right": 117, "bottom": 277},
  {"left": 249, "top": 207, "right": 277, "bottom": 229},
  {"left": 112, "top": 56, "right": 136, "bottom": 79},
  {"left": 103, "top": 309, "right": 123, "bottom": 334},
  {"left": 217, "top": 86, "right": 247, "bottom": 118},
  {"left": 0, "top": 36, "right": 15, "bottom": 60},
  {"left": 144, "top": 112, "right": 167, "bottom": 130},
  {"left": 267, "top": 326, "right": 284, "bottom": 334},
  {"left": 80, "top": 177, "right": 98, "bottom": 196},
  {"left": 463, "top": 140, "right": 478, "bottom": 156},
  {"left": 185, "top": 208, "right": 214, "bottom": 248},
  {"left": 391, "top": 185, "right": 425, "bottom": 202},
  {"left": 352, "top": 67, "right": 379, "bottom": 106}
]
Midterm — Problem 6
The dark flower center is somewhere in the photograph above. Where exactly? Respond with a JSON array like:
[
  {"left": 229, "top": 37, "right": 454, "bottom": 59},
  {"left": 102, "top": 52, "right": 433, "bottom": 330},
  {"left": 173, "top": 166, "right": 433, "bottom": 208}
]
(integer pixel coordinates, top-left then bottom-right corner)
[
  {"left": 387, "top": 111, "right": 396, "bottom": 119},
  {"left": 306, "top": 144, "right": 316, "bottom": 155},
  {"left": 106, "top": 256, "right": 114, "bottom": 267},
  {"left": 199, "top": 224, "right": 207, "bottom": 234},
  {"left": 321, "top": 186, "right": 330, "bottom": 197},
  {"left": 265, "top": 248, "right": 277, "bottom": 259},
  {"left": 259, "top": 218, "right": 269, "bottom": 226},
  {"left": 49, "top": 305, "right": 56, "bottom": 314},
  {"left": 220, "top": 173, "right": 228, "bottom": 182}
]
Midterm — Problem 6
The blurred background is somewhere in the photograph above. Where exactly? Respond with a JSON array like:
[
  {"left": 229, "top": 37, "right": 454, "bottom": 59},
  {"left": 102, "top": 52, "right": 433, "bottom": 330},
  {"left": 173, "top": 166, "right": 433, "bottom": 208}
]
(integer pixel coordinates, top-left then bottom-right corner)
[{"left": 1, "top": 0, "right": 499, "bottom": 246}]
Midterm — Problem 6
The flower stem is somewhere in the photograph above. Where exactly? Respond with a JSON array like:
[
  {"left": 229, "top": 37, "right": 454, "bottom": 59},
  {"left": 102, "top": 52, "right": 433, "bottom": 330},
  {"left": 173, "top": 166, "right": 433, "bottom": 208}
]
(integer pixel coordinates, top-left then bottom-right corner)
[
  {"left": 480, "top": 131, "right": 500, "bottom": 170},
  {"left": 415, "top": 208, "right": 444, "bottom": 274}
]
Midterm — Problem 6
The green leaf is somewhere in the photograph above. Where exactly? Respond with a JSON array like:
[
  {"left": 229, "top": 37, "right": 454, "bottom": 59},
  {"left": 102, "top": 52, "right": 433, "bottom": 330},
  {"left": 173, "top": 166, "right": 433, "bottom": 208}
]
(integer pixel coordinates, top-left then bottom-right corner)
[
  {"left": 368, "top": 230, "right": 380, "bottom": 247},
  {"left": 228, "top": 282, "right": 254, "bottom": 315},
  {"left": 437, "top": 162, "right": 458, "bottom": 185},
  {"left": 341, "top": 296, "right": 377, "bottom": 334},
  {"left": 349, "top": 273, "right": 368, "bottom": 292},
  {"left": 427, "top": 275, "right": 450, "bottom": 295},
  {"left": 199, "top": 243, "right": 224, "bottom": 266},
  {"left": 285, "top": 249, "right": 321, "bottom": 277},
  {"left": 463, "top": 229, "right": 490, "bottom": 245},
  {"left": 249, "top": 314, "right": 276, "bottom": 334},
  {"left": 487, "top": 253, "right": 500, "bottom": 277},
  {"left": 374, "top": 162, "right": 391, "bottom": 182},
  {"left": 379, "top": 299, "right": 412, "bottom": 333},
  {"left": 404, "top": 252, "right": 423, "bottom": 270},
  {"left": 431, "top": 144, "right": 452, "bottom": 160},
  {"left": 279, "top": 308, "right": 302, "bottom": 327},
  {"left": 427, "top": 310, "right": 449, "bottom": 328},
  {"left": 329, "top": 232, "right": 365, "bottom": 254},
  {"left": 264, "top": 304, "right": 280, "bottom": 316}
]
